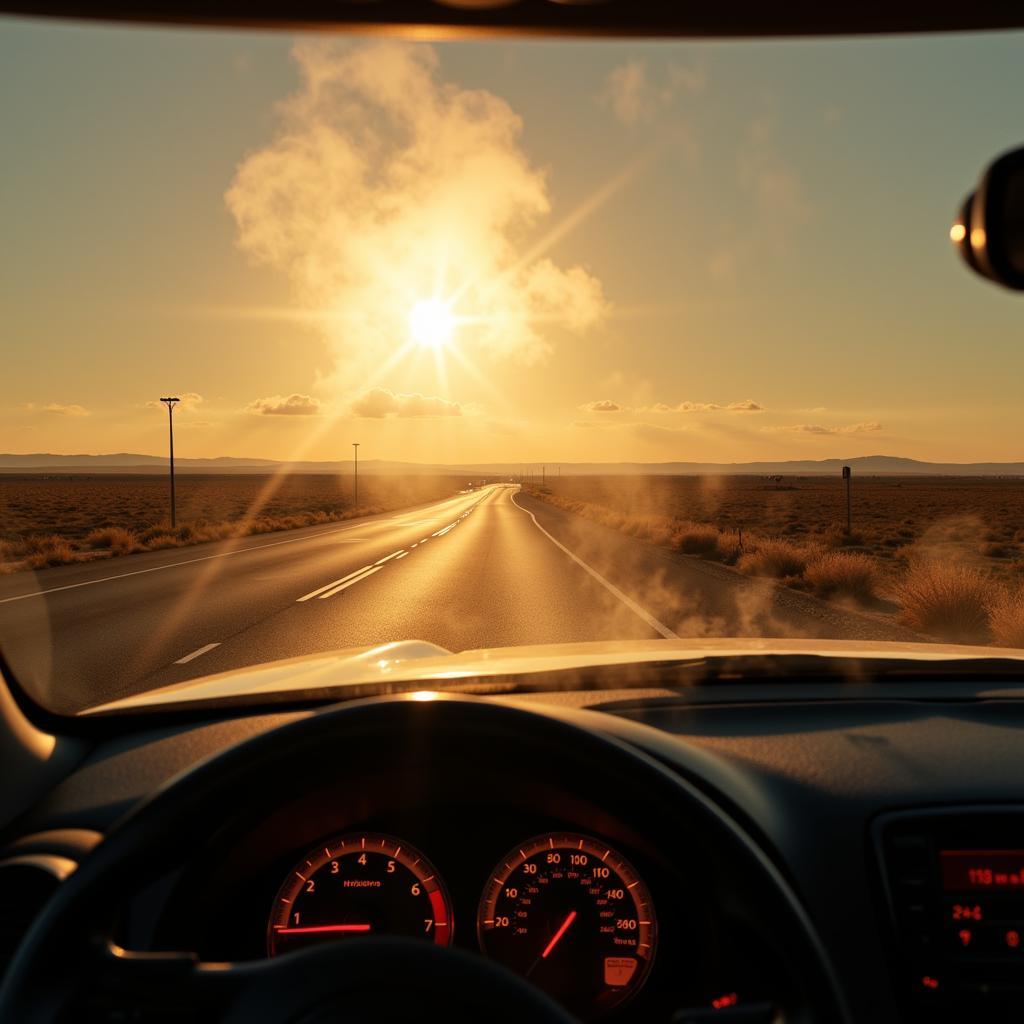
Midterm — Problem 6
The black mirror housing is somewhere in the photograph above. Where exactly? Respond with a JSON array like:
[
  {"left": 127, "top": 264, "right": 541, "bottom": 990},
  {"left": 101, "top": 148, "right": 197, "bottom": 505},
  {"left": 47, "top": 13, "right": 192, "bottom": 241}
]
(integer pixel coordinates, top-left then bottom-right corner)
[{"left": 954, "top": 146, "right": 1024, "bottom": 291}]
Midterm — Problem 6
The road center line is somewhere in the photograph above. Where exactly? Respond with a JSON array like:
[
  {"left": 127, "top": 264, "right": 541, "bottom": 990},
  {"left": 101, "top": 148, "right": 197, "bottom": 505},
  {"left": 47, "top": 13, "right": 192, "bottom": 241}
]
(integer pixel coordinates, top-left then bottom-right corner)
[
  {"left": 318, "top": 564, "right": 383, "bottom": 599},
  {"left": 511, "top": 490, "right": 679, "bottom": 640},
  {"left": 374, "top": 549, "right": 405, "bottom": 565},
  {"left": 297, "top": 565, "right": 373, "bottom": 603},
  {"left": 0, "top": 488, "right": 492, "bottom": 606},
  {"left": 174, "top": 642, "right": 221, "bottom": 665}
]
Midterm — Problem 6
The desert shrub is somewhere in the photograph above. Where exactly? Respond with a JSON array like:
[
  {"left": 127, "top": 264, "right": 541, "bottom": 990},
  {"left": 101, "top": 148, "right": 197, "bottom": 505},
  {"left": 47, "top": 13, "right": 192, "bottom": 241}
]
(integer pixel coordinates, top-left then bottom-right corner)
[
  {"left": 87, "top": 526, "right": 137, "bottom": 555},
  {"left": 896, "top": 561, "right": 991, "bottom": 642},
  {"left": 138, "top": 523, "right": 175, "bottom": 544},
  {"left": 24, "top": 535, "right": 79, "bottom": 568},
  {"left": 143, "top": 533, "right": 185, "bottom": 550},
  {"left": 738, "top": 538, "right": 812, "bottom": 579},
  {"left": 988, "top": 587, "right": 1024, "bottom": 648},
  {"left": 805, "top": 551, "right": 878, "bottom": 604},
  {"left": 0, "top": 539, "right": 26, "bottom": 563},
  {"left": 673, "top": 522, "right": 722, "bottom": 557},
  {"left": 714, "top": 532, "right": 743, "bottom": 565}
]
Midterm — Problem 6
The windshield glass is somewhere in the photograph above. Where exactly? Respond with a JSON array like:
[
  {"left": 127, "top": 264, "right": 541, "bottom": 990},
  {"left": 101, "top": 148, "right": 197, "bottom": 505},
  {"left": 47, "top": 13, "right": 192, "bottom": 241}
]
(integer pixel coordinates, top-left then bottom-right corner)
[{"left": 4, "top": 20, "right": 1024, "bottom": 713}]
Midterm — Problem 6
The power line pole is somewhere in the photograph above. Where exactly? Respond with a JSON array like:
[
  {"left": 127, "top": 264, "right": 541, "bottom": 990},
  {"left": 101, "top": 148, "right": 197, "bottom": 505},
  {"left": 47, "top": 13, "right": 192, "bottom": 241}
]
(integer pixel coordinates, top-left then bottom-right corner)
[
  {"left": 352, "top": 442, "right": 360, "bottom": 508},
  {"left": 842, "top": 465, "right": 852, "bottom": 535},
  {"left": 159, "top": 397, "right": 180, "bottom": 528}
]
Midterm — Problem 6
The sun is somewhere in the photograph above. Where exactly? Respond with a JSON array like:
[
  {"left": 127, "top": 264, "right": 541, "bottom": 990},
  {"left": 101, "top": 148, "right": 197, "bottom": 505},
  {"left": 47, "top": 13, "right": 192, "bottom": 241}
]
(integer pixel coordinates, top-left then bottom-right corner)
[{"left": 409, "top": 298, "right": 456, "bottom": 350}]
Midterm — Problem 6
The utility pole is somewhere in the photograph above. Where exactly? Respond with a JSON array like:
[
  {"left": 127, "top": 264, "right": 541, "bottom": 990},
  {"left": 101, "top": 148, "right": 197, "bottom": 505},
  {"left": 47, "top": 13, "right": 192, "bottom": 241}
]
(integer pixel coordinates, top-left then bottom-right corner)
[
  {"left": 352, "top": 442, "right": 360, "bottom": 508},
  {"left": 542, "top": 465, "right": 546, "bottom": 487},
  {"left": 842, "top": 465, "right": 852, "bottom": 535},
  {"left": 159, "top": 397, "right": 180, "bottom": 528}
]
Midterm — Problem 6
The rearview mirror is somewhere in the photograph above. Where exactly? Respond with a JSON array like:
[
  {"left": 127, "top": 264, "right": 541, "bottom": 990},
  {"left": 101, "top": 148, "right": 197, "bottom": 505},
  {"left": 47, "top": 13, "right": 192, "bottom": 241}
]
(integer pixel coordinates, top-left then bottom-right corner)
[{"left": 952, "top": 146, "right": 1024, "bottom": 291}]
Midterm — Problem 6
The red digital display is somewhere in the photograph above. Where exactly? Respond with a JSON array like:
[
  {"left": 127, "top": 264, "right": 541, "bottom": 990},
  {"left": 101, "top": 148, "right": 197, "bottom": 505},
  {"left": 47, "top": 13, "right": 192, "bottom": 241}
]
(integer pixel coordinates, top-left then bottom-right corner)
[{"left": 940, "top": 850, "right": 1024, "bottom": 890}]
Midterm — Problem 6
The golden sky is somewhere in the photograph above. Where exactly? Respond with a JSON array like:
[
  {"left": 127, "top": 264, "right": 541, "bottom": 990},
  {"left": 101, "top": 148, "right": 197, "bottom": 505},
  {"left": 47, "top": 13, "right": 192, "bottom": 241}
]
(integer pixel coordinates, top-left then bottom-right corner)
[{"left": 4, "top": 24, "right": 1024, "bottom": 464}]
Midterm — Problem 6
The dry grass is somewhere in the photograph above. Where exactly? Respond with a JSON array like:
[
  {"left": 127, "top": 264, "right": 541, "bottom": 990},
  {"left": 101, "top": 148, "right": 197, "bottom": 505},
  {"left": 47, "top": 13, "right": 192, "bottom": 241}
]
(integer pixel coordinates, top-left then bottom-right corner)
[
  {"left": 0, "top": 473, "right": 472, "bottom": 573},
  {"left": 527, "top": 476, "right": 1024, "bottom": 642},
  {"left": 987, "top": 587, "right": 1024, "bottom": 648},
  {"left": 737, "top": 538, "right": 813, "bottom": 579},
  {"left": 896, "top": 561, "right": 991, "bottom": 642},
  {"left": 674, "top": 522, "right": 723, "bottom": 557},
  {"left": 805, "top": 551, "right": 879, "bottom": 603},
  {"left": 86, "top": 526, "right": 138, "bottom": 555},
  {"left": 530, "top": 474, "right": 1024, "bottom": 581}
]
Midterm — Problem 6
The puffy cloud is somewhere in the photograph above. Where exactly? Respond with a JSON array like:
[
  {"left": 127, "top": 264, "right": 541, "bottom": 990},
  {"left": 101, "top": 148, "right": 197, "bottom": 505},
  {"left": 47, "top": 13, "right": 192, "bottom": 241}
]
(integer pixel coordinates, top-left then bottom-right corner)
[
  {"left": 770, "top": 421, "right": 882, "bottom": 436},
  {"left": 579, "top": 400, "right": 623, "bottom": 413},
  {"left": 636, "top": 399, "right": 764, "bottom": 414},
  {"left": 225, "top": 41, "right": 606, "bottom": 377},
  {"left": 40, "top": 403, "right": 90, "bottom": 417},
  {"left": 600, "top": 59, "right": 705, "bottom": 126},
  {"left": 351, "top": 387, "right": 461, "bottom": 419},
  {"left": 246, "top": 393, "right": 322, "bottom": 416}
]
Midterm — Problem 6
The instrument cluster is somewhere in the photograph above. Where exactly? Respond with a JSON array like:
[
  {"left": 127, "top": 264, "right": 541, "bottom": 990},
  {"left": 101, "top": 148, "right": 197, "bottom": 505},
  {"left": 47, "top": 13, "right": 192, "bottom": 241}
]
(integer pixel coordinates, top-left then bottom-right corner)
[{"left": 267, "top": 829, "right": 655, "bottom": 1017}]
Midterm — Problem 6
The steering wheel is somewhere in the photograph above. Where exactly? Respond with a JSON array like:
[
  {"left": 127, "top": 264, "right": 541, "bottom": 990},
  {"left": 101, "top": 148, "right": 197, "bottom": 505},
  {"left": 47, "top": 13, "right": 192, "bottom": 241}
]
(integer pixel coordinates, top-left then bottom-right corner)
[{"left": 0, "top": 694, "right": 849, "bottom": 1022}]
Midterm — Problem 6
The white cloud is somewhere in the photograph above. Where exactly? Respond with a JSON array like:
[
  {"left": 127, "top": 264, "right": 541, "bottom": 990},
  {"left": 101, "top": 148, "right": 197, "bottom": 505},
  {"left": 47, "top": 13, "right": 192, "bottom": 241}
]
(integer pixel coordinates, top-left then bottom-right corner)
[
  {"left": 226, "top": 41, "right": 606, "bottom": 377},
  {"left": 768, "top": 421, "right": 882, "bottom": 436},
  {"left": 579, "top": 400, "right": 623, "bottom": 413},
  {"left": 600, "top": 58, "right": 705, "bottom": 126},
  {"left": 636, "top": 399, "right": 764, "bottom": 414},
  {"left": 39, "top": 403, "right": 90, "bottom": 417},
  {"left": 351, "top": 387, "right": 461, "bottom": 419},
  {"left": 246, "top": 393, "right": 322, "bottom": 416}
]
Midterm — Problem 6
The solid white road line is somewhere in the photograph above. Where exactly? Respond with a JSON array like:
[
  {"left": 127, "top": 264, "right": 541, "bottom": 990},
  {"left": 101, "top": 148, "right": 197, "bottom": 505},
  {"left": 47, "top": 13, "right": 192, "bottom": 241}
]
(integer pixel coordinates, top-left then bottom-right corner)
[
  {"left": 374, "top": 549, "right": 405, "bottom": 566},
  {"left": 296, "top": 565, "right": 373, "bottom": 603},
  {"left": 511, "top": 490, "right": 679, "bottom": 640},
  {"left": 0, "top": 489, "right": 495, "bottom": 607},
  {"left": 174, "top": 642, "right": 221, "bottom": 664},
  {"left": 317, "top": 564, "right": 383, "bottom": 599},
  {"left": 395, "top": 551, "right": 409, "bottom": 559}
]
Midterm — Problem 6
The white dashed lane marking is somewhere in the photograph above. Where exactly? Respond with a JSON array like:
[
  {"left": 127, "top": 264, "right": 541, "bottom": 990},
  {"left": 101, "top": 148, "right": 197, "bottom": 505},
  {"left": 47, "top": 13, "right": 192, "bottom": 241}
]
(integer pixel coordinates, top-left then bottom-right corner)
[
  {"left": 174, "top": 642, "right": 221, "bottom": 664},
  {"left": 317, "top": 565, "right": 383, "bottom": 599},
  {"left": 296, "top": 565, "right": 374, "bottom": 603},
  {"left": 294, "top": 494, "right": 484, "bottom": 605}
]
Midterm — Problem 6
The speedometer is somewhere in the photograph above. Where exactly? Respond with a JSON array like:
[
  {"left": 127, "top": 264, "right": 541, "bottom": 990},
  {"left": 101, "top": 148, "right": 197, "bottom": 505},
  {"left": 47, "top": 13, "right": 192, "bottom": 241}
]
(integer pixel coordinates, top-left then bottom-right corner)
[
  {"left": 478, "top": 833, "right": 656, "bottom": 1017},
  {"left": 267, "top": 832, "right": 452, "bottom": 956}
]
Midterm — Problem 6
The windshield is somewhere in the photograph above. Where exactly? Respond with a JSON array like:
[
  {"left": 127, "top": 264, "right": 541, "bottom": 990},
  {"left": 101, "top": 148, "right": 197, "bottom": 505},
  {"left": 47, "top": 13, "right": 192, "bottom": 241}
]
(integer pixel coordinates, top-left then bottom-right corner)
[{"left": 3, "top": 20, "right": 1024, "bottom": 713}]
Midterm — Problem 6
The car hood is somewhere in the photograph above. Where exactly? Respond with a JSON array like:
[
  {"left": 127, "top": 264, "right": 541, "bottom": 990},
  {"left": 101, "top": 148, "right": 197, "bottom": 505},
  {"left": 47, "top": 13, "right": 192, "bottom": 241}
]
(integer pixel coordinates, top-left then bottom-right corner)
[{"left": 84, "top": 636, "right": 1024, "bottom": 714}]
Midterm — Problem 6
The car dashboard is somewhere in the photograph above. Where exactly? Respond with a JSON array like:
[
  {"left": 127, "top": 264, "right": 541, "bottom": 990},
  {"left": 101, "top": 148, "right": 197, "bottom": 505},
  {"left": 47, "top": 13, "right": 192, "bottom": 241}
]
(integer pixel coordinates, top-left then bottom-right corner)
[{"left": 3, "top": 680, "right": 1024, "bottom": 1023}]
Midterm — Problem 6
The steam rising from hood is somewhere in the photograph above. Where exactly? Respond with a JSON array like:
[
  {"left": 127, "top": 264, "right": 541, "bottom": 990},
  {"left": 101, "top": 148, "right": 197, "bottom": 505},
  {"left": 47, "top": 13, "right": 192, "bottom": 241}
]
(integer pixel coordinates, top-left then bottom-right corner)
[{"left": 225, "top": 41, "right": 607, "bottom": 386}]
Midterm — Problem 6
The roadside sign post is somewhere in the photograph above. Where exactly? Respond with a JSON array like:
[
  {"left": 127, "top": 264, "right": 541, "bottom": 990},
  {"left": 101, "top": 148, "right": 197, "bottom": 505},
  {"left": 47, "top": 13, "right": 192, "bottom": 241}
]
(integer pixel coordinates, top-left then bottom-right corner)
[{"left": 842, "top": 465, "right": 852, "bottom": 535}]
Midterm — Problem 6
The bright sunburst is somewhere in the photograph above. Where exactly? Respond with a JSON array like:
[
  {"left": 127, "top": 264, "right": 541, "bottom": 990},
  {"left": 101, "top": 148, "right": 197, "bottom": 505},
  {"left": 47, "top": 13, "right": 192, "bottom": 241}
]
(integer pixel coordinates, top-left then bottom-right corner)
[{"left": 409, "top": 298, "right": 456, "bottom": 350}]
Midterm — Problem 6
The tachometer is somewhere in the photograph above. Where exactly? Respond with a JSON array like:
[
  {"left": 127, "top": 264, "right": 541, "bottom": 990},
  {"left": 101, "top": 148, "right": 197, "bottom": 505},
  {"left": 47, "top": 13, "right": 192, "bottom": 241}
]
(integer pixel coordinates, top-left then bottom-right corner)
[
  {"left": 478, "top": 833, "right": 656, "bottom": 1017},
  {"left": 267, "top": 832, "right": 452, "bottom": 956}
]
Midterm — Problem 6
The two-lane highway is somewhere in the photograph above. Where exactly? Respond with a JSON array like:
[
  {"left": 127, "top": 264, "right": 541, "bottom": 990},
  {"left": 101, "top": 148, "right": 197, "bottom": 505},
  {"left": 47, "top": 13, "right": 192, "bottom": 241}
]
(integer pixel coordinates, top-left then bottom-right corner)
[
  {"left": 0, "top": 483, "right": 921, "bottom": 713},
  {"left": 0, "top": 485, "right": 666, "bottom": 712}
]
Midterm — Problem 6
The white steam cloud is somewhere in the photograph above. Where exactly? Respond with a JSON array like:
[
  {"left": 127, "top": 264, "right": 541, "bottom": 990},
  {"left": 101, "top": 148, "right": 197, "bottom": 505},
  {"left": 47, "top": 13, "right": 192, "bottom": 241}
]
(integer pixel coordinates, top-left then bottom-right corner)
[{"left": 225, "top": 40, "right": 607, "bottom": 386}]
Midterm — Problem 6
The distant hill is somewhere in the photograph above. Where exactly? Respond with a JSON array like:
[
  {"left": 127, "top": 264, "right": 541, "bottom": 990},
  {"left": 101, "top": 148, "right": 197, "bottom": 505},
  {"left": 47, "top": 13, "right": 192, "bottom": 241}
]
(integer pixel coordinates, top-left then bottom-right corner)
[{"left": 3, "top": 453, "right": 1024, "bottom": 476}]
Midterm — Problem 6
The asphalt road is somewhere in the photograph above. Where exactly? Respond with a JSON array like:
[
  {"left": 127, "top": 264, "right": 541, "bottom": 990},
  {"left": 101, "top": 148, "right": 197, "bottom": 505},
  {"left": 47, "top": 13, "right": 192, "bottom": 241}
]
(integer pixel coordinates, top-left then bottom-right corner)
[{"left": 0, "top": 484, "right": 919, "bottom": 713}]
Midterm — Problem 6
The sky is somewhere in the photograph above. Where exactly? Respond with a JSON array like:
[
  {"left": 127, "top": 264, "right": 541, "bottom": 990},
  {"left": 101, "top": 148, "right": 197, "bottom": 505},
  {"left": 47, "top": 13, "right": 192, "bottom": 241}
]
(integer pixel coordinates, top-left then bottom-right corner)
[{"left": 3, "top": 19, "right": 1024, "bottom": 465}]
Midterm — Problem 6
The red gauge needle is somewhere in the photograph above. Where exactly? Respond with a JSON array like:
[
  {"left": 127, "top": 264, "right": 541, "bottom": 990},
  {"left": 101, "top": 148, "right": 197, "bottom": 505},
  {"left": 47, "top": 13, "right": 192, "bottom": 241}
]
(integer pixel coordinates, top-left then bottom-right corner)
[
  {"left": 541, "top": 910, "right": 578, "bottom": 959},
  {"left": 273, "top": 924, "right": 372, "bottom": 935}
]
